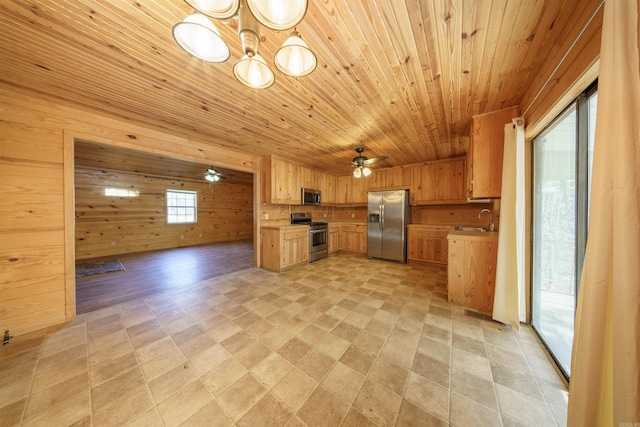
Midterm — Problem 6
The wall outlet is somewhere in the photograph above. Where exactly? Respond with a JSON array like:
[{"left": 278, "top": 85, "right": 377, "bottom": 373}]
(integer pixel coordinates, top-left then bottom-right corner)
[
  {"left": 198, "top": 233, "right": 202, "bottom": 237},
  {"left": 264, "top": 213, "right": 269, "bottom": 220},
  {"left": 110, "top": 241, "right": 116, "bottom": 246},
  {"left": 180, "top": 235, "right": 184, "bottom": 240},
  {"left": 351, "top": 213, "right": 355, "bottom": 218},
  {"left": 323, "top": 212, "right": 327, "bottom": 217}
]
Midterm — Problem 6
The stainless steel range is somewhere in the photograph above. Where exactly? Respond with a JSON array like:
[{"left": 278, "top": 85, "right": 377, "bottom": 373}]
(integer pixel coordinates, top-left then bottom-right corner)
[{"left": 290, "top": 213, "right": 328, "bottom": 262}]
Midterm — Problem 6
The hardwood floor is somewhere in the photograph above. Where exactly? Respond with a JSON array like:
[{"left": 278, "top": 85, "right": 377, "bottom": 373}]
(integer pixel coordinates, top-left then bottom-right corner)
[{"left": 75, "top": 241, "right": 254, "bottom": 314}]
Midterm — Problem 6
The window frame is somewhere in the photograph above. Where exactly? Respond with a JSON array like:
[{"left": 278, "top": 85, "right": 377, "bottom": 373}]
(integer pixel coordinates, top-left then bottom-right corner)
[
  {"left": 530, "top": 79, "right": 597, "bottom": 380},
  {"left": 166, "top": 189, "right": 197, "bottom": 225}
]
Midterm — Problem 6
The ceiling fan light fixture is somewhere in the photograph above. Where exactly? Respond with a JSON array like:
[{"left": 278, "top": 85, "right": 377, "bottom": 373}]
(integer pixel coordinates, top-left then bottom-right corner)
[
  {"left": 233, "top": 53, "right": 275, "bottom": 88},
  {"left": 185, "top": 0, "right": 240, "bottom": 19},
  {"left": 362, "top": 166, "right": 372, "bottom": 177},
  {"left": 172, "top": 13, "right": 230, "bottom": 62},
  {"left": 353, "top": 167, "right": 362, "bottom": 178},
  {"left": 205, "top": 168, "right": 221, "bottom": 182},
  {"left": 245, "top": 0, "right": 308, "bottom": 30},
  {"left": 274, "top": 30, "right": 317, "bottom": 77}
]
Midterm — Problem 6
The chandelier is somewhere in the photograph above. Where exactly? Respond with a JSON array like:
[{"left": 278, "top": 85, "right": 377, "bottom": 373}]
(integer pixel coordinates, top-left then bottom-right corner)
[{"left": 173, "top": 0, "right": 317, "bottom": 89}]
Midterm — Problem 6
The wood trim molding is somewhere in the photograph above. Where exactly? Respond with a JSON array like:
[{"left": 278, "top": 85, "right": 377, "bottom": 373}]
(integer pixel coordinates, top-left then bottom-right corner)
[{"left": 63, "top": 130, "right": 76, "bottom": 321}]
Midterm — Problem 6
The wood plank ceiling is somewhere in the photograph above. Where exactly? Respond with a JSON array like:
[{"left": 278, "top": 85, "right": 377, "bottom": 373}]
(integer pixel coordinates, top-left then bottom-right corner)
[{"left": 0, "top": 0, "right": 598, "bottom": 175}]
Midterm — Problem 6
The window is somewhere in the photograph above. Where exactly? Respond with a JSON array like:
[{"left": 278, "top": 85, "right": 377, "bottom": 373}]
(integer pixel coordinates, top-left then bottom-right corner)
[
  {"left": 166, "top": 189, "right": 197, "bottom": 224},
  {"left": 105, "top": 188, "right": 139, "bottom": 197},
  {"left": 531, "top": 82, "right": 597, "bottom": 378}
]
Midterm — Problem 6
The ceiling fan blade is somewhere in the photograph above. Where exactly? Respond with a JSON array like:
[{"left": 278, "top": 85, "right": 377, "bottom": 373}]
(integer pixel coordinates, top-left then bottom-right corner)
[{"left": 363, "top": 156, "right": 388, "bottom": 165}]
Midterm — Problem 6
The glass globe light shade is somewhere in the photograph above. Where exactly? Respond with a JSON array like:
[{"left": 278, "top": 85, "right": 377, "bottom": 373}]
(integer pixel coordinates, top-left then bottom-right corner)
[
  {"left": 185, "top": 0, "right": 240, "bottom": 19},
  {"left": 172, "top": 13, "right": 230, "bottom": 62},
  {"left": 246, "top": 0, "right": 308, "bottom": 30},
  {"left": 353, "top": 167, "right": 362, "bottom": 178},
  {"left": 362, "top": 167, "right": 372, "bottom": 177},
  {"left": 233, "top": 53, "right": 275, "bottom": 89},
  {"left": 274, "top": 31, "right": 317, "bottom": 77}
]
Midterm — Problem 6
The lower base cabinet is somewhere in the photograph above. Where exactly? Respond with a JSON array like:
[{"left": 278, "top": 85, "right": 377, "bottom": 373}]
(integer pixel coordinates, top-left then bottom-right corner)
[
  {"left": 328, "top": 224, "right": 340, "bottom": 253},
  {"left": 407, "top": 226, "right": 449, "bottom": 264},
  {"left": 447, "top": 232, "right": 499, "bottom": 316},
  {"left": 339, "top": 224, "right": 367, "bottom": 253},
  {"left": 261, "top": 227, "right": 309, "bottom": 272}
]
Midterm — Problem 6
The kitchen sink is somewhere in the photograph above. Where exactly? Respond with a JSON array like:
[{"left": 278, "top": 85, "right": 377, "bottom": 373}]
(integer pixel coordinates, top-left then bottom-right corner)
[{"left": 454, "top": 226, "right": 490, "bottom": 232}]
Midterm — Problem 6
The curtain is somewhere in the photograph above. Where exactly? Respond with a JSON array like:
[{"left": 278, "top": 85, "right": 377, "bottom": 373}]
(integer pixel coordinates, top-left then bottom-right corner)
[
  {"left": 567, "top": 0, "right": 640, "bottom": 425},
  {"left": 493, "top": 119, "right": 526, "bottom": 328}
]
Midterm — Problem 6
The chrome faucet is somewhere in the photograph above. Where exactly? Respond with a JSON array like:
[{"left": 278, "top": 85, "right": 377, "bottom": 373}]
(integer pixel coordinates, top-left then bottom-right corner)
[{"left": 479, "top": 209, "right": 494, "bottom": 231}]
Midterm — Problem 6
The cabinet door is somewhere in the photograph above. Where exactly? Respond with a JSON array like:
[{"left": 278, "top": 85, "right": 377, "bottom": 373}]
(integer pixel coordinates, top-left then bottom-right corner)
[
  {"left": 469, "top": 106, "right": 519, "bottom": 199},
  {"left": 335, "top": 175, "right": 368, "bottom": 205},
  {"left": 281, "top": 229, "right": 308, "bottom": 267},
  {"left": 411, "top": 163, "right": 437, "bottom": 204},
  {"left": 447, "top": 238, "right": 470, "bottom": 307},
  {"left": 356, "top": 224, "right": 367, "bottom": 253},
  {"left": 436, "top": 157, "right": 466, "bottom": 203},
  {"left": 301, "top": 167, "right": 321, "bottom": 191},
  {"left": 270, "top": 158, "right": 301, "bottom": 204},
  {"left": 368, "top": 168, "right": 386, "bottom": 190},
  {"left": 320, "top": 172, "right": 335, "bottom": 204},
  {"left": 339, "top": 224, "right": 367, "bottom": 253},
  {"left": 447, "top": 238, "right": 498, "bottom": 316},
  {"left": 328, "top": 228, "right": 340, "bottom": 253},
  {"left": 408, "top": 228, "right": 448, "bottom": 263}
]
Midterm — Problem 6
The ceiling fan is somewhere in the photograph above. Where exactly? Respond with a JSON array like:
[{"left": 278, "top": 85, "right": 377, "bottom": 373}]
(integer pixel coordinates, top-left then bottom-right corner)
[
  {"left": 204, "top": 167, "right": 232, "bottom": 182},
  {"left": 350, "top": 147, "right": 389, "bottom": 178}
]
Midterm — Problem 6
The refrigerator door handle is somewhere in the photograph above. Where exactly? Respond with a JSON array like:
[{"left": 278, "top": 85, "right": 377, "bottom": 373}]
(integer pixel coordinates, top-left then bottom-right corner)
[{"left": 381, "top": 202, "right": 384, "bottom": 231}]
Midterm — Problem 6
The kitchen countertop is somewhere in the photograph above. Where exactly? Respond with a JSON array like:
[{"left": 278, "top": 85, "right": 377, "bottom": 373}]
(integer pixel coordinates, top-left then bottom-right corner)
[
  {"left": 261, "top": 224, "right": 309, "bottom": 231},
  {"left": 447, "top": 228, "right": 499, "bottom": 241},
  {"left": 261, "top": 221, "right": 367, "bottom": 230},
  {"left": 406, "top": 224, "right": 451, "bottom": 229}
]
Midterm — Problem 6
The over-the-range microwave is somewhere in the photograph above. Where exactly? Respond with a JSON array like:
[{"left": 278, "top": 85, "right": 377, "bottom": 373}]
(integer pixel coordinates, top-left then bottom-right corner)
[{"left": 301, "top": 188, "right": 321, "bottom": 205}]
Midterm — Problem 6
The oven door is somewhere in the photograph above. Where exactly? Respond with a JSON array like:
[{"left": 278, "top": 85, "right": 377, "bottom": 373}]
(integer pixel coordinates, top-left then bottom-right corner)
[{"left": 309, "top": 228, "right": 328, "bottom": 261}]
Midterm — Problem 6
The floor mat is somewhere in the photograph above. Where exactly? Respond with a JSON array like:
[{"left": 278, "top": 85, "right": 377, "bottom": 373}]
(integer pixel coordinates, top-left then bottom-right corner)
[{"left": 76, "top": 259, "right": 125, "bottom": 278}]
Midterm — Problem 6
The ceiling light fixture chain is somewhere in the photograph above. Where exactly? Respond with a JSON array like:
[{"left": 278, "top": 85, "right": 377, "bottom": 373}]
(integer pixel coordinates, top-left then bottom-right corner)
[{"left": 172, "top": 0, "right": 317, "bottom": 89}]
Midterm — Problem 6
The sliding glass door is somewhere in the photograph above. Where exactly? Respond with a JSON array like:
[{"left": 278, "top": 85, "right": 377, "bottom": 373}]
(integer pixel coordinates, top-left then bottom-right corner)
[{"left": 531, "top": 84, "right": 597, "bottom": 378}]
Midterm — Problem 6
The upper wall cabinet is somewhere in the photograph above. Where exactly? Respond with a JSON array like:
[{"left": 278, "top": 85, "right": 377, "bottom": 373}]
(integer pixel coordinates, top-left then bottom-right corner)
[
  {"left": 411, "top": 157, "right": 467, "bottom": 205},
  {"left": 320, "top": 173, "right": 336, "bottom": 204},
  {"left": 469, "top": 106, "right": 520, "bottom": 199},
  {"left": 335, "top": 174, "right": 368, "bottom": 205},
  {"left": 301, "top": 167, "right": 321, "bottom": 192},
  {"left": 264, "top": 155, "right": 335, "bottom": 205},
  {"left": 263, "top": 155, "right": 301, "bottom": 204},
  {"left": 369, "top": 166, "right": 411, "bottom": 190}
]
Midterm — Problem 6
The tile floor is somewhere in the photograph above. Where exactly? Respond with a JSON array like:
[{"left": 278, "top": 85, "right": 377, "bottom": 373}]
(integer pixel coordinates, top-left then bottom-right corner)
[{"left": 0, "top": 253, "right": 568, "bottom": 426}]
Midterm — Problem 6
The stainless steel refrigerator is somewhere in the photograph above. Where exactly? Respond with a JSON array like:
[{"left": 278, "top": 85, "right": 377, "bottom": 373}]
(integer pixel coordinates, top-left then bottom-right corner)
[{"left": 367, "top": 190, "right": 411, "bottom": 262}]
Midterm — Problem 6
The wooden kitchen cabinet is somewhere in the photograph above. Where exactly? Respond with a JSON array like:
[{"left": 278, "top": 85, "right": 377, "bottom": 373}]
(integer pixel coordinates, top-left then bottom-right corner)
[
  {"left": 410, "top": 157, "right": 466, "bottom": 205},
  {"left": 407, "top": 225, "right": 449, "bottom": 264},
  {"left": 447, "top": 230, "right": 499, "bottom": 316},
  {"left": 339, "top": 223, "right": 367, "bottom": 253},
  {"left": 260, "top": 226, "right": 309, "bottom": 272},
  {"left": 263, "top": 156, "right": 301, "bottom": 204},
  {"left": 328, "top": 223, "right": 340, "bottom": 253},
  {"left": 369, "top": 166, "right": 411, "bottom": 191},
  {"left": 410, "top": 162, "right": 436, "bottom": 204},
  {"left": 335, "top": 175, "right": 368, "bottom": 205},
  {"left": 436, "top": 156, "right": 466, "bottom": 203},
  {"left": 320, "top": 172, "right": 336, "bottom": 205},
  {"left": 301, "top": 167, "right": 321, "bottom": 192},
  {"left": 468, "top": 106, "right": 519, "bottom": 199}
]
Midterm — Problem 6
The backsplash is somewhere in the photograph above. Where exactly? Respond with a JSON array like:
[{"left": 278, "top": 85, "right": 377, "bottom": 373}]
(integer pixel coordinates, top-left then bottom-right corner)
[
  {"left": 411, "top": 201, "right": 500, "bottom": 229},
  {"left": 260, "top": 201, "right": 500, "bottom": 229}
]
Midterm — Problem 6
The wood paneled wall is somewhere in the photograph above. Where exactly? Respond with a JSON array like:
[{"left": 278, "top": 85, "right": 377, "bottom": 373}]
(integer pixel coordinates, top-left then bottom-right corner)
[
  {"left": 411, "top": 202, "right": 498, "bottom": 229},
  {"left": 75, "top": 168, "right": 253, "bottom": 260},
  {"left": 521, "top": 1, "right": 602, "bottom": 138},
  {"left": 0, "top": 88, "right": 261, "bottom": 337}
]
